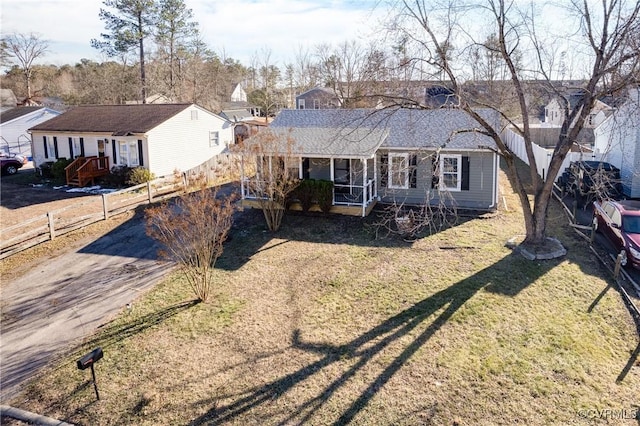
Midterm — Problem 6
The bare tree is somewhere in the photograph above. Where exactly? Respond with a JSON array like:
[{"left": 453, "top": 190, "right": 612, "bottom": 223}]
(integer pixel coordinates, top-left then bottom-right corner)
[
  {"left": 2, "top": 33, "right": 49, "bottom": 102},
  {"left": 235, "top": 129, "right": 300, "bottom": 232},
  {"left": 390, "top": 0, "right": 640, "bottom": 255},
  {"left": 145, "top": 178, "right": 237, "bottom": 303}
]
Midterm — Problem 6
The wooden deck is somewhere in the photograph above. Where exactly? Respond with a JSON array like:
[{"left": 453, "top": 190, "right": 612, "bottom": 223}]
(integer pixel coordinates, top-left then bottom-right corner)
[{"left": 66, "top": 157, "right": 110, "bottom": 187}]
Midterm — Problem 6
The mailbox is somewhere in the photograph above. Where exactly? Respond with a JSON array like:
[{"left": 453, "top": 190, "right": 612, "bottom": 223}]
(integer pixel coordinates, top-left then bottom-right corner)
[{"left": 77, "top": 347, "right": 103, "bottom": 370}]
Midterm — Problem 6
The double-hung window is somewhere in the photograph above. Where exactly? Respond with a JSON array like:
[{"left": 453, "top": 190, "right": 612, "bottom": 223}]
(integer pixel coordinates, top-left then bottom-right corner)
[
  {"left": 389, "top": 153, "right": 409, "bottom": 189},
  {"left": 209, "top": 131, "right": 220, "bottom": 147},
  {"left": 118, "top": 141, "right": 140, "bottom": 167},
  {"left": 440, "top": 154, "right": 462, "bottom": 191}
]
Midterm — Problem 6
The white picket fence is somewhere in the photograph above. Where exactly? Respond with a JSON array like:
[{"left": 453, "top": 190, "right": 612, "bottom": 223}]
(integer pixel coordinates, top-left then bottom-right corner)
[{"left": 503, "top": 128, "right": 601, "bottom": 182}]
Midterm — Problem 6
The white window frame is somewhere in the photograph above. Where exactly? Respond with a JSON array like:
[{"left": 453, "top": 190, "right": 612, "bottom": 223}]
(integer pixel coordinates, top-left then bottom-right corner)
[
  {"left": 298, "top": 99, "right": 305, "bottom": 109},
  {"left": 389, "top": 153, "right": 409, "bottom": 189},
  {"left": 72, "top": 137, "right": 82, "bottom": 158},
  {"left": 313, "top": 99, "right": 320, "bottom": 109},
  {"left": 118, "top": 140, "right": 140, "bottom": 167},
  {"left": 440, "top": 154, "right": 462, "bottom": 192},
  {"left": 45, "top": 136, "right": 56, "bottom": 159},
  {"left": 209, "top": 131, "right": 220, "bottom": 147}
]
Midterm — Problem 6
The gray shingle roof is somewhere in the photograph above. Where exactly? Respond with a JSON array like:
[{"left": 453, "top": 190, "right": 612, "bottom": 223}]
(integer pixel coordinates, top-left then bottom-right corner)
[
  {"left": 271, "top": 108, "right": 499, "bottom": 153},
  {"left": 270, "top": 127, "right": 388, "bottom": 158},
  {"left": 28, "top": 104, "right": 193, "bottom": 134}
]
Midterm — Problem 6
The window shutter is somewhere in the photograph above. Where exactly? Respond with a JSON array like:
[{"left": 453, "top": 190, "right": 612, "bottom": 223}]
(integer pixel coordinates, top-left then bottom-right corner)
[
  {"left": 53, "top": 137, "right": 59, "bottom": 159},
  {"left": 112, "top": 139, "right": 117, "bottom": 164},
  {"left": 80, "top": 138, "right": 85, "bottom": 157},
  {"left": 409, "top": 154, "right": 417, "bottom": 188},
  {"left": 43, "top": 136, "right": 48, "bottom": 158},
  {"left": 137, "top": 140, "right": 144, "bottom": 167},
  {"left": 68, "top": 137, "right": 74, "bottom": 158},
  {"left": 302, "top": 158, "right": 310, "bottom": 179},
  {"left": 431, "top": 155, "right": 439, "bottom": 189},
  {"left": 461, "top": 156, "right": 470, "bottom": 191},
  {"left": 380, "top": 153, "right": 388, "bottom": 188}
]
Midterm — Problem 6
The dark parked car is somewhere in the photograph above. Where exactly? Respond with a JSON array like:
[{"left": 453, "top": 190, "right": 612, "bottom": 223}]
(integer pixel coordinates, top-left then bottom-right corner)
[
  {"left": 1, "top": 154, "right": 27, "bottom": 175},
  {"left": 592, "top": 199, "right": 640, "bottom": 269},
  {"left": 559, "top": 161, "right": 622, "bottom": 207}
]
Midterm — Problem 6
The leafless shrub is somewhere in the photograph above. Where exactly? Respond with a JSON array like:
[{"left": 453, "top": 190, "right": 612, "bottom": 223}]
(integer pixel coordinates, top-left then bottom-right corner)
[
  {"left": 374, "top": 191, "right": 457, "bottom": 240},
  {"left": 234, "top": 129, "right": 300, "bottom": 232},
  {"left": 145, "top": 178, "right": 238, "bottom": 303}
]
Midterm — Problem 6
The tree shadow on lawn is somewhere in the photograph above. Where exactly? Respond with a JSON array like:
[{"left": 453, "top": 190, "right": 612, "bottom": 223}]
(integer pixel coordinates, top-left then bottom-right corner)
[
  {"left": 216, "top": 207, "right": 480, "bottom": 272},
  {"left": 191, "top": 253, "right": 557, "bottom": 425}
]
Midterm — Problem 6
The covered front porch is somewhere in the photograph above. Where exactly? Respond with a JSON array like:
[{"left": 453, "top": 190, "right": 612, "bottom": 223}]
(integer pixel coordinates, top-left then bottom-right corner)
[{"left": 242, "top": 156, "right": 378, "bottom": 217}]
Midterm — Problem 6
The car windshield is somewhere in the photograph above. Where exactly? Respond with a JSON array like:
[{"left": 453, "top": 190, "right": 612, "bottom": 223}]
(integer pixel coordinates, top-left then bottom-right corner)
[{"left": 623, "top": 216, "right": 640, "bottom": 234}]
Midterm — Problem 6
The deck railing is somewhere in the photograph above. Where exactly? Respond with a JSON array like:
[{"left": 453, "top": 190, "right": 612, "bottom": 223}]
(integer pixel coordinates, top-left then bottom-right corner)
[{"left": 65, "top": 156, "right": 110, "bottom": 186}]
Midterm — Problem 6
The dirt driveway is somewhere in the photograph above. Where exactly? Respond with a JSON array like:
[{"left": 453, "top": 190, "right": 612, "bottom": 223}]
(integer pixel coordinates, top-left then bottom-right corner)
[{"left": 1, "top": 173, "right": 175, "bottom": 402}]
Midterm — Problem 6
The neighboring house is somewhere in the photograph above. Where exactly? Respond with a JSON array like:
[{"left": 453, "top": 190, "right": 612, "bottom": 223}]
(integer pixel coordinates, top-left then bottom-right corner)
[
  {"left": 543, "top": 91, "right": 615, "bottom": 128},
  {"left": 593, "top": 87, "right": 640, "bottom": 198},
  {"left": 230, "top": 83, "right": 247, "bottom": 103},
  {"left": 242, "top": 108, "right": 500, "bottom": 216},
  {"left": 29, "top": 104, "right": 233, "bottom": 185},
  {"left": 220, "top": 102, "right": 262, "bottom": 122},
  {"left": 296, "top": 87, "right": 341, "bottom": 110},
  {"left": 0, "top": 106, "right": 61, "bottom": 159}
]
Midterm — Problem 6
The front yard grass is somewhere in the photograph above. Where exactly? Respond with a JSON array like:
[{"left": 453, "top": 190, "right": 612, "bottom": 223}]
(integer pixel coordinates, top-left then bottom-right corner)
[{"left": 8, "top": 168, "right": 640, "bottom": 425}]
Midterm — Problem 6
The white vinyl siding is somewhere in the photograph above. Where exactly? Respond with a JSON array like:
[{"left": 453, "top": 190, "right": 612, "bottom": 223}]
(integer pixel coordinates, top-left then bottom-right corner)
[{"left": 145, "top": 105, "right": 233, "bottom": 177}]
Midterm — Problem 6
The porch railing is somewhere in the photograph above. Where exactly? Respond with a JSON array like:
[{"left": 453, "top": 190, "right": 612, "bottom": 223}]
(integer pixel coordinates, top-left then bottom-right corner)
[
  {"left": 66, "top": 156, "right": 110, "bottom": 187},
  {"left": 243, "top": 178, "right": 376, "bottom": 207}
]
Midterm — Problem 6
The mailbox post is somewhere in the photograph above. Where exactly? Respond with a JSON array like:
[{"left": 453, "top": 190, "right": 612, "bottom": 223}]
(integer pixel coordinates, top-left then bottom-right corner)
[{"left": 77, "top": 347, "right": 103, "bottom": 401}]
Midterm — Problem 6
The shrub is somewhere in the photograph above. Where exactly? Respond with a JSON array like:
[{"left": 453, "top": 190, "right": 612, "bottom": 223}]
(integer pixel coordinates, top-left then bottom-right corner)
[
  {"left": 295, "top": 179, "right": 315, "bottom": 212},
  {"left": 103, "top": 165, "right": 131, "bottom": 187},
  {"left": 51, "top": 158, "right": 74, "bottom": 181},
  {"left": 126, "top": 167, "right": 155, "bottom": 185},
  {"left": 38, "top": 161, "right": 55, "bottom": 178},
  {"left": 315, "top": 180, "right": 334, "bottom": 213}
]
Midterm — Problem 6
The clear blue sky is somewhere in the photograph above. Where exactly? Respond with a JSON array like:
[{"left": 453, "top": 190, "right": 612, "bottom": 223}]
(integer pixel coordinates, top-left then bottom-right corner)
[{"left": 1, "top": 0, "right": 383, "bottom": 67}]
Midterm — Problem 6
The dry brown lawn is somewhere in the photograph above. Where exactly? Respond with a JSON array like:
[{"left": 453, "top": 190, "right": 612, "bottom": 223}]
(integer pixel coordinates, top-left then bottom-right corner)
[{"left": 5, "top": 167, "right": 640, "bottom": 425}]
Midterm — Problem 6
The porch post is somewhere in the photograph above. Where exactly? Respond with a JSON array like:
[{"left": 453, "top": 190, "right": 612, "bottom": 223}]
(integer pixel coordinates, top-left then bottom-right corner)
[
  {"left": 362, "top": 158, "right": 367, "bottom": 217},
  {"left": 299, "top": 157, "right": 303, "bottom": 179},
  {"left": 330, "top": 158, "right": 335, "bottom": 206},
  {"left": 373, "top": 155, "right": 378, "bottom": 198},
  {"left": 240, "top": 155, "right": 245, "bottom": 198}
]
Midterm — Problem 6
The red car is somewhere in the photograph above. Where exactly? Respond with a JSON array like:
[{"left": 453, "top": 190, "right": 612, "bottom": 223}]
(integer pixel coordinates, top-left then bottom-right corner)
[
  {"left": 1, "top": 154, "right": 27, "bottom": 175},
  {"left": 592, "top": 200, "right": 640, "bottom": 269}
]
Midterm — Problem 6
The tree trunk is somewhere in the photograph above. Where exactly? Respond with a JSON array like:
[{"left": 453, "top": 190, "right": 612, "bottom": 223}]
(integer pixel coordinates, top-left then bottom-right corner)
[{"left": 138, "top": 12, "right": 147, "bottom": 104}]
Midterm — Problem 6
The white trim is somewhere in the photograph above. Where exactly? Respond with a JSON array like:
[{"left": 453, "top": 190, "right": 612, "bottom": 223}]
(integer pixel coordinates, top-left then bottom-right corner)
[
  {"left": 389, "top": 153, "right": 409, "bottom": 189},
  {"left": 440, "top": 154, "right": 462, "bottom": 192}
]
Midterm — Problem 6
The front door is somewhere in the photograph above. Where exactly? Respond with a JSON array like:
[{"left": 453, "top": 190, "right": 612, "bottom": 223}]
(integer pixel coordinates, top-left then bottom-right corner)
[{"left": 97, "top": 140, "right": 106, "bottom": 169}]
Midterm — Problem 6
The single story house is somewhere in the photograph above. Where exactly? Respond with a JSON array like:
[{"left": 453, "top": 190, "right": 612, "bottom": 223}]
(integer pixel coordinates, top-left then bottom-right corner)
[
  {"left": 241, "top": 107, "right": 500, "bottom": 216},
  {"left": 296, "top": 87, "right": 341, "bottom": 110},
  {"left": 29, "top": 103, "right": 233, "bottom": 185},
  {"left": 0, "top": 106, "right": 61, "bottom": 159}
]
